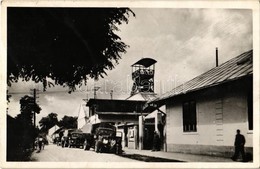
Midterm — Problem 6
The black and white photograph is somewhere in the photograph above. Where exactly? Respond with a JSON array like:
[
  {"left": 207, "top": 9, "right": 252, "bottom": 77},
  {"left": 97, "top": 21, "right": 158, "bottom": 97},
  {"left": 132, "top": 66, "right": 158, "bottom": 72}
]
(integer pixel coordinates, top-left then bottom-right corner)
[{"left": 1, "top": 0, "right": 259, "bottom": 168}]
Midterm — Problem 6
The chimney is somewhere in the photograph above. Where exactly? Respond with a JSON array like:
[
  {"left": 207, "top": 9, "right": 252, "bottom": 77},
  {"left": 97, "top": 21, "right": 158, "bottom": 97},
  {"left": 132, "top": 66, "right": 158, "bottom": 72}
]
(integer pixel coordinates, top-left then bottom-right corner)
[{"left": 216, "top": 47, "right": 219, "bottom": 67}]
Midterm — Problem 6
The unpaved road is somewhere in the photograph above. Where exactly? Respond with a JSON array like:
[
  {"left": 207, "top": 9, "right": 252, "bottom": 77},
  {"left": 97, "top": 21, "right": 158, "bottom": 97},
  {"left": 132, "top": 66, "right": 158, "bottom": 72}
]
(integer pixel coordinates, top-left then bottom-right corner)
[{"left": 31, "top": 144, "right": 139, "bottom": 162}]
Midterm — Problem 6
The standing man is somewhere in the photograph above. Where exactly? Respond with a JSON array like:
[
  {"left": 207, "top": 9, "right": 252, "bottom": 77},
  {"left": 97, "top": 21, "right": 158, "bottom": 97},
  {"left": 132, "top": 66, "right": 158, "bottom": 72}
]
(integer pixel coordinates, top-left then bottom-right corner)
[
  {"left": 232, "top": 129, "right": 246, "bottom": 161},
  {"left": 38, "top": 136, "right": 43, "bottom": 151},
  {"left": 152, "top": 131, "right": 160, "bottom": 151}
]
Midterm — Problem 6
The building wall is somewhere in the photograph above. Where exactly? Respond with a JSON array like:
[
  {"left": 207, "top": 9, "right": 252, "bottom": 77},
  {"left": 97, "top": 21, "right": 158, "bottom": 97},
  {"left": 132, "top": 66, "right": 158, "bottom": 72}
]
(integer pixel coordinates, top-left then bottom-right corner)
[
  {"left": 166, "top": 79, "right": 253, "bottom": 157},
  {"left": 97, "top": 114, "right": 140, "bottom": 125},
  {"left": 77, "top": 118, "right": 86, "bottom": 129}
]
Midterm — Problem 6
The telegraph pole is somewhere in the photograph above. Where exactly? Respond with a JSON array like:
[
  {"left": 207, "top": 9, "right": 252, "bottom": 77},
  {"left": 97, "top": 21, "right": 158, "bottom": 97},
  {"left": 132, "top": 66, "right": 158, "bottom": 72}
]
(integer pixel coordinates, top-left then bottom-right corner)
[
  {"left": 33, "top": 88, "right": 36, "bottom": 128},
  {"left": 30, "top": 88, "right": 39, "bottom": 128},
  {"left": 93, "top": 87, "right": 100, "bottom": 99},
  {"left": 110, "top": 90, "right": 113, "bottom": 100},
  {"left": 30, "top": 88, "right": 38, "bottom": 149},
  {"left": 216, "top": 47, "right": 219, "bottom": 67}
]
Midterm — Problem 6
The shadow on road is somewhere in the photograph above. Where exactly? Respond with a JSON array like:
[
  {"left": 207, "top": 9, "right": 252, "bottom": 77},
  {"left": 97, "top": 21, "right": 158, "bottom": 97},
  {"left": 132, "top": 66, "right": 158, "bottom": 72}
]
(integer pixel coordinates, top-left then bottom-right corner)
[{"left": 118, "top": 153, "right": 184, "bottom": 162}]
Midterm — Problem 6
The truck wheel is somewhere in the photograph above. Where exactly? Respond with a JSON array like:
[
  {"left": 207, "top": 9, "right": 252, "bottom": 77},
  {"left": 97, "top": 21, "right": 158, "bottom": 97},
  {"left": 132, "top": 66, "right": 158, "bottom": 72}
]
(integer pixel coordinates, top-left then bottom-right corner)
[{"left": 86, "top": 146, "right": 90, "bottom": 150}]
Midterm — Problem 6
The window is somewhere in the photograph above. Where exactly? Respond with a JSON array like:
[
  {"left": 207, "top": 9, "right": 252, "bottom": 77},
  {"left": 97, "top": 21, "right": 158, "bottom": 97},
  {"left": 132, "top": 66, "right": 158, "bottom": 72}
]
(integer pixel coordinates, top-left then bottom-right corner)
[
  {"left": 183, "top": 101, "right": 197, "bottom": 132},
  {"left": 247, "top": 91, "right": 253, "bottom": 130}
]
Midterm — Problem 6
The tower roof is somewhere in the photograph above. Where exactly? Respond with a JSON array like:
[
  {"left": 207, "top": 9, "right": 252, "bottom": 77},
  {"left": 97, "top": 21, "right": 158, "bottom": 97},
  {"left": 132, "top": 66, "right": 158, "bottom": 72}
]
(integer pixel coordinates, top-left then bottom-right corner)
[{"left": 132, "top": 58, "right": 157, "bottom": 67}]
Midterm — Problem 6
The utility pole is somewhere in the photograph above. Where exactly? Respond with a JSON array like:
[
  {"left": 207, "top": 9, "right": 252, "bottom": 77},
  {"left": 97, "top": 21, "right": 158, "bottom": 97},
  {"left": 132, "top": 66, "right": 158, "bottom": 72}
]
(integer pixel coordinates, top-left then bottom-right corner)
[
  {"left": 93, "top": 87, "right": 100, "bottom": 99},
  {"left": 33, "top": 88, "right": 36, "bottom": 128},
  {"left": 30, "top": 88, "right": 39, "bottom": 149},
  {"left": 216, "top": 47, "right": 219, "bottom": 67},
  {"left": 110, "top": 90, "right": 113, "bottom": 100},
  {"left": 30, "top": 88, "right": 39, "bottom": 128}
]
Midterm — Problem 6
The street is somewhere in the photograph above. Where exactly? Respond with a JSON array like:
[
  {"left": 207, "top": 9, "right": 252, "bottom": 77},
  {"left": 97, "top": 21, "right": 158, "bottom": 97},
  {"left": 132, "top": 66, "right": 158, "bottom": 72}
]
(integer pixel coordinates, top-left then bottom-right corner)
[{"left": 31, "top": 144, "right": 139, "bottom": 162}]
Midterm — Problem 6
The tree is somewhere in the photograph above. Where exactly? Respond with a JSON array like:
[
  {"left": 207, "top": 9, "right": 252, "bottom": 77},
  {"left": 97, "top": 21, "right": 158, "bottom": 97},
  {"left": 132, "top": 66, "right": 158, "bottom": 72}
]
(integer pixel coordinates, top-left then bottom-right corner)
[
  {"left": 58, "top": 115, "right": 78, "bottom": 129},
  {"left": 39, "top": 113, "right": 58, "bottom": 132},
  {"left": 9, "top": 95, "right": 42, "bottom": 160},
  {"left": 17, "top": 95, "right": 41, "bottom": 125},
  {"left": 8, "top": 8, "right": 135, "bottom": 91}
]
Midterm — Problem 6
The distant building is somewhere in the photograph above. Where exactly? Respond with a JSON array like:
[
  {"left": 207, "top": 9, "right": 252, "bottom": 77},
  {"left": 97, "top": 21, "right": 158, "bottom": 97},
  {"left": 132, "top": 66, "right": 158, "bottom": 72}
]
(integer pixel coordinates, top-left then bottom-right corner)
[
  {"left": 151, "top": 50, "right": 253, "bottom": 157},
  {"left": 47, "top": 125, "right": 60, "bottom": 143},
  {"left": 86, "top": 98, "right": 149, "bottom": 149},
  {"left": 77, "top": 103, "right": 88, "bottom": 129}
]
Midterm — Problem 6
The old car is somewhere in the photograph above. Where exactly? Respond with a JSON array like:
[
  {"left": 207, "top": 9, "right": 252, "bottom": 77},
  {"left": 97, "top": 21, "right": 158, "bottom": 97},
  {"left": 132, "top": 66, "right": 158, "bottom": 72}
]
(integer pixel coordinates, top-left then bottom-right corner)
[
  {"left": 82, "top": 122, "right": 122, "bottom": 154},
  {"left": 68, "top": 131, "right": 85, "bottom": 148}
]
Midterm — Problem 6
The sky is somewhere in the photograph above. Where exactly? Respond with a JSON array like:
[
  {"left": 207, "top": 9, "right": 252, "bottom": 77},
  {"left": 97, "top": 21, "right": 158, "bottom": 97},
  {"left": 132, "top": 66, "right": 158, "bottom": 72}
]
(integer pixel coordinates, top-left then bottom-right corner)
[{"left": 7, "top": 8, "right": 252, "bottom": 125}]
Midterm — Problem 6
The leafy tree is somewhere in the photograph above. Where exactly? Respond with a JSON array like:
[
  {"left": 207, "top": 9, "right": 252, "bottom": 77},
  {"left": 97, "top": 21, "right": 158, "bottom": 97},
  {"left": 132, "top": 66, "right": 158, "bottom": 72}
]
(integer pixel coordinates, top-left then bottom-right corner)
[
  {"left": 58, "top": 115, "right": 78, "bottom": 129},
  {"left": 7, "top": 95, "right": 41, "bottom": 161},
  {"left": 17, "top": 95, "right": 41, "bottom": 144},
  {"left": 8, "top": 8, "right": 135, "bottom": 91},
  {"left": 7, "top": 90, "right": 11, "bottom": 103},
  {"left": 39, "top": 112, "right": 58, "bottom": 132},
  {"left": 17, "top": 95, "right": 41, "bottom": 125}
]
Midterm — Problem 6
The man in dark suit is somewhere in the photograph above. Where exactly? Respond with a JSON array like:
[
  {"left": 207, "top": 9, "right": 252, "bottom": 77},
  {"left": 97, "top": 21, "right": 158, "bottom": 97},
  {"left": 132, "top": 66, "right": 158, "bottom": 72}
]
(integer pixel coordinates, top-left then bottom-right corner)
[{"left": 231, "top": 129, "right": 246, "bottom": 161}]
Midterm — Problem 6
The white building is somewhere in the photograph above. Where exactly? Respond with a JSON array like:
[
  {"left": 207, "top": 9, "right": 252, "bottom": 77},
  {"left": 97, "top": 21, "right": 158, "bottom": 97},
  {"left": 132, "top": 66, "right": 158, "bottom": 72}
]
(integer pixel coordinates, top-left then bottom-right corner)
[
  {"left": 151, "top": 50, "right": 253, "bottom": 157},
  {"left": 77, "top": 103, "right": 89, "bottom": 129}
]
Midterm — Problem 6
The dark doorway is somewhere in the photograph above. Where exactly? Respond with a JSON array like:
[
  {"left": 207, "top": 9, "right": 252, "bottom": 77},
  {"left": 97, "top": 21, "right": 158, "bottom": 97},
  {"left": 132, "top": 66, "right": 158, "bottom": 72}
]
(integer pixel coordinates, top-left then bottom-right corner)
[{"left": 143, "top": 123, "right": 155, "bottom": 150}]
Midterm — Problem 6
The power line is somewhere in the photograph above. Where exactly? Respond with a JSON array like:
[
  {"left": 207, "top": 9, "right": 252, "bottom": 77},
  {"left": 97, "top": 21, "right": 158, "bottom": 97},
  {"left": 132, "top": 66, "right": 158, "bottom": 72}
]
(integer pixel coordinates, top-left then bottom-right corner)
[
  {"left": 8, "top": 88, "right": 130, "bottom": 96},
  {"left": 8, "top": 90, "right": 88, "bottom": 95}
]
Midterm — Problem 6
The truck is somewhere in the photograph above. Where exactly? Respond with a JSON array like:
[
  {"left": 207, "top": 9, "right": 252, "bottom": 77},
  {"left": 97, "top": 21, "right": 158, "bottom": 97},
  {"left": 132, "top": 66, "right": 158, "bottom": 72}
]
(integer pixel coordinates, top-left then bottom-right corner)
[{"left": 82, "top": 122, "right": 122, "bottom": 154}]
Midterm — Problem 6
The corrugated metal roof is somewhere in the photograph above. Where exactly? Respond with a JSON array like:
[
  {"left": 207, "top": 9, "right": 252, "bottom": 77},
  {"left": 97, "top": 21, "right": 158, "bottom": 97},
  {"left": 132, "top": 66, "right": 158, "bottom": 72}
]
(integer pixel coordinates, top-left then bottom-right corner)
[{"left": 154, "top": 50, "right": 253, "bottom": 102}]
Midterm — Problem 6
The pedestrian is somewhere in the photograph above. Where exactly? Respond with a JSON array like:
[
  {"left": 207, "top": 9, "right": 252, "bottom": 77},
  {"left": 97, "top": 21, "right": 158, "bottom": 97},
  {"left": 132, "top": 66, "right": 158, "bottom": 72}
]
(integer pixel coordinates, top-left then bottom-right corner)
[
  {"left": 231, "top": 129, "right": 246, "bottom": 162},
  {"left": 38, "top": 136, "right": 43, "bottom": 151},
  {"left": 152, "top": 131, "right": 160, "bottom": 151},
  {"left": 42, "top": 139, "right": 45, "bottom": 150},
  {"left": 34, "top": 138, "right": 38, "bottom": 150},
  {"left": 61, "top": 136, "right": 65, "bottom": 147},
  {"left": 95, "top": 135, "right": 103, "bottom": 153}
]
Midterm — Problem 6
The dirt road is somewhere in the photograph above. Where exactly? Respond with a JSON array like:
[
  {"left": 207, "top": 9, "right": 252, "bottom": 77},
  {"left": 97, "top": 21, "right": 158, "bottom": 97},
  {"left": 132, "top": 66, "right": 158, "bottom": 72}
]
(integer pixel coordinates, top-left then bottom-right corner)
[{"left": 31, "top": 144, "right": 139, "bottom": 162}]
